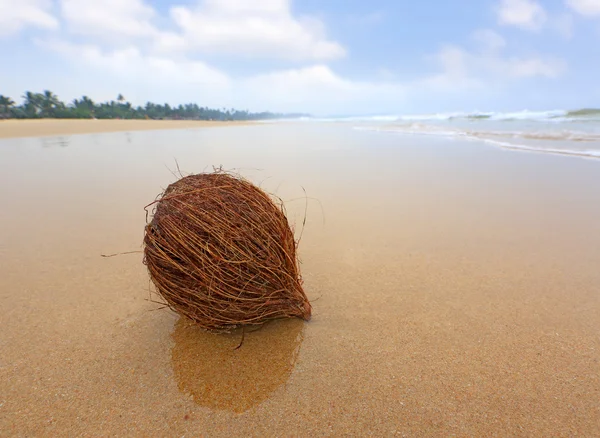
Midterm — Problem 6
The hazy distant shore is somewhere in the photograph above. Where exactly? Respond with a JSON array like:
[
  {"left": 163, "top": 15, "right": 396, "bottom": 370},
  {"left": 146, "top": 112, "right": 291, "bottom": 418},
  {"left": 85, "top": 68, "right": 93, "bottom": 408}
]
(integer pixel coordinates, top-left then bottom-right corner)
[{"left": 0, "top": 119, "right": 253, "bottom": 140}]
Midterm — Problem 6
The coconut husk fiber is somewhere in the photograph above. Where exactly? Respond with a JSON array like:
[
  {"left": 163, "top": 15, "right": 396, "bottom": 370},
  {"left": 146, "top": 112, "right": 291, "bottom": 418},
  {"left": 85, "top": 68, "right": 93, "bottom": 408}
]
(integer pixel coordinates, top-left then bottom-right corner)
[{"left": 143, "top": 170, "right": 311, "bottom": 331}]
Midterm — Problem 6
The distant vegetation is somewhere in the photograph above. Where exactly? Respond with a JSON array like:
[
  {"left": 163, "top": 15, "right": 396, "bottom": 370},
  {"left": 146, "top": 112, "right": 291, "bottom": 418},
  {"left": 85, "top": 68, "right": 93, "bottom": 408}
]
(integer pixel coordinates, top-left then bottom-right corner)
[
  {"left": 0, "top": 91, "right": 306, "bottom": 121},
  {"left": 564, "top": 108, "right": 600, "bottom": 118}
]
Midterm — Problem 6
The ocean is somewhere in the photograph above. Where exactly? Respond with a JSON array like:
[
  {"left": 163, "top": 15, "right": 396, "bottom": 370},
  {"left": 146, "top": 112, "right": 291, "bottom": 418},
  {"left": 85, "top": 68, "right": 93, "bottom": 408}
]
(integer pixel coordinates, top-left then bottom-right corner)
[{"left": 306, "top": 108, "right": 600, "bottom": 160}]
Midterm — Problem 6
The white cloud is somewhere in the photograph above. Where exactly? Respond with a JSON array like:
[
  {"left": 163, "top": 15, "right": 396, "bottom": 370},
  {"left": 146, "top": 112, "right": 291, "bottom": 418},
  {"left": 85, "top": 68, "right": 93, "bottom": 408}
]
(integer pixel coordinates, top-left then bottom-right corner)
[
  {"left": 0, "top": 0, "right": 58, "bottom": 37},
  {"left": 421, "top": 46, "right": 483, "bottom": 92},
  {"left": 566, "top": 0, "right": 600, "bottom": 17},
  {"left": 472, "top": 29, "right": 507, "bottom": 52},
  {"left": 18, "top": 2, "right": 566, "bottom": 116},
  {"left": 551, "top": 13, "right": 574, "bottom": 38},
  {"left": 36, "top": 38, "right": 400, "bottom": 114},
  {"left": 33, "top": 38, "right": 236, "bottom": 108},
  {"left": 243, "top": 65, "right": 405, "bottom": 113},
  {"left": 60, "top": 0, "right": 156, "bottom": 39},
  {"left": 39, "top": 39, "right": 230, "bottom": 88},
  {"left": 423, "top": 31, "right": 565, "bottom": 91},
  {"left": 56, "top": 0, "right": 345, "bottom": 61},
  {"left": 495, "top": 0, "right": 573, "bottom": 38},
  {"left": 156, "top": 0, "right": 345, "bottom": 61},
  {"left": 497, "top": 0, "right": 547, "bottom": 30},
  {"left": 435, "top": 45, "right": 471, "bottom": 79},
  {"left": 419, "top": 29, "right": 556, "bottom": 93},
  {"left": 501, "top": 57, "right": 566, "bottom": 78}
]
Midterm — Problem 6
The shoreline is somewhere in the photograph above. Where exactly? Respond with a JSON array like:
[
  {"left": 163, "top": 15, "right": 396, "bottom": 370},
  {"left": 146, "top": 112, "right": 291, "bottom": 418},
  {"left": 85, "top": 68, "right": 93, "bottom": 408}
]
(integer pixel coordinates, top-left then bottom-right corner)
[{"left": 0, "top": 119, "right": 253, "bottom": 140}]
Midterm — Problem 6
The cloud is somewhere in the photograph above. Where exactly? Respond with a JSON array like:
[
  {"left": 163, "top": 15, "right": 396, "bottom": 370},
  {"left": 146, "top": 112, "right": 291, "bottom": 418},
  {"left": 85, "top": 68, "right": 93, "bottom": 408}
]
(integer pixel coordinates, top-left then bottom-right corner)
[
  {"left": 33, "top": 38, "right": 237, "bottom": 108},
  {"left": 495, "top": 0, "right": 573, "bottom": 37},
  {"left": 156, "top": 0, "right": 345, "bottom": 61},
  {"left": 36, "top": 38, "right": 401, "bottom": 114},
  {"left": 16, "top": 2, "right": 566, "bottom": 116},
  {"left": 551, "top": 13, "right": 574, "bottom": 38},
  {"left": 502, "top": 57, "right": 566, "bottom": 78},
  {"left": 0, "top": 0, "right": 59, "bottom": 37},
  {"left": 56, "top": 0, "right": 345, "bottom": 61},
  {"left": 497, "top": 0, "right": 547, "bottom": 30},
  {"left": 472, "top": 30, "right": 565, "bottom": 79},
  {"left": 39, "top": 39, "right": 230, "bottom": 87},
  {"left": 60, "top": 0, "right": 157, "bottom": 39},
  {"left": 244, "top": 65, "right": 404, "bottom": 111},
  {"left": 566, "top": 0, "right": 600, "bottom": 17},
  {"left": 472, "top": 29, "right": 507, "bottom": 52},
  {"left": 422, "top": 30, "right": 566, "bottom": 92}
]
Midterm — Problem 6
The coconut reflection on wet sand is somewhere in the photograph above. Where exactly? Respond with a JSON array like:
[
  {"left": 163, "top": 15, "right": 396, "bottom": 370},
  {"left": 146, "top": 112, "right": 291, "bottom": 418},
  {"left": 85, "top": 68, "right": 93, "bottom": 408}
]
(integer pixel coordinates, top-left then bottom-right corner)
[{"left": 172, "top": 318, "right": 305, "bottom": 413}]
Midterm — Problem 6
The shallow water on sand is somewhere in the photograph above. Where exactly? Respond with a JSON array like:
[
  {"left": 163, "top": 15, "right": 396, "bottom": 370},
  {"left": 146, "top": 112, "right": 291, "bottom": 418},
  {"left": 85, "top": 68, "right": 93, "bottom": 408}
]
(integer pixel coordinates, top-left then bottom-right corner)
[{"left": 1, "top": 123, "right": 600, "bottom": 436}]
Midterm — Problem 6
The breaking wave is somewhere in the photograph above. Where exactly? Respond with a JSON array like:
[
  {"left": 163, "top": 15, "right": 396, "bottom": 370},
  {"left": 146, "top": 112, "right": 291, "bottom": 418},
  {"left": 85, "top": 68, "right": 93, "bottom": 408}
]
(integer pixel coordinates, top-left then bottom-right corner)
[
  {"left": 354, "top": 122, "right": 600, "bottom": 160},
  {"left": 332, "top": 108, "right": 600, "bottom": 123}
]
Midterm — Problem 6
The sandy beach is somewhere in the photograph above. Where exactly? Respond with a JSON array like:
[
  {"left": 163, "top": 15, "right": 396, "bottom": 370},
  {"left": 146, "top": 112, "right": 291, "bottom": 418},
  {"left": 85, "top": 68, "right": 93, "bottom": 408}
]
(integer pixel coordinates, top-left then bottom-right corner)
[
  {"left": 0, "top": 119, "right": 250, "bottom": 139},
  {"left": 1, "top": 122, "right": 599, "bottom": 437}
]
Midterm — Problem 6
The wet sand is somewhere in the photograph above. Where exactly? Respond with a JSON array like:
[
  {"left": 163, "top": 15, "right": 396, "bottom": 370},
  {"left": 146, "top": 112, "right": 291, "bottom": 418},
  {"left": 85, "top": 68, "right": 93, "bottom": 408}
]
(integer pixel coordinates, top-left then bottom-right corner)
[
  {"left": 0, "top": 119, "right": 250, "bottom": 139},
  {"left": 1, "top": 123, "right": 599, "bottom": 436}
]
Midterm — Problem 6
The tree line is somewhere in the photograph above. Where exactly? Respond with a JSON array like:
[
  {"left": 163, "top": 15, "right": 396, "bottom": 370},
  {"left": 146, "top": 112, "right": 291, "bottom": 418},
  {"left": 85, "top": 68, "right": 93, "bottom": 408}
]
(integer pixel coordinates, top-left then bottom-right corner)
[{"left": 0, "top": 91, "right": 305, "bottom": 121}]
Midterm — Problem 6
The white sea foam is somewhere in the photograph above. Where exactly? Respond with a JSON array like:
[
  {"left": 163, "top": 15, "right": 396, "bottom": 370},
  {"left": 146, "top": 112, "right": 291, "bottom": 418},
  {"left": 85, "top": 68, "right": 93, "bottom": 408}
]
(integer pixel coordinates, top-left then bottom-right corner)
[
  {"left": 354, "top": 123, "right": 465, "bottom": 138},
  {"left": 478, "top": 138, "right": 600, "bottom": 160},
  {"left": 353, "top": 123, "right": 600, "bottom": 160},
  {"left": 294, "top": 107, "right": 600, "bottom": 160},
  {"left": 329, "top": 108, "right": 600, "bottom": 123},
  {"left": 355, "top": 123, "right": 600, "bottom": 142}
]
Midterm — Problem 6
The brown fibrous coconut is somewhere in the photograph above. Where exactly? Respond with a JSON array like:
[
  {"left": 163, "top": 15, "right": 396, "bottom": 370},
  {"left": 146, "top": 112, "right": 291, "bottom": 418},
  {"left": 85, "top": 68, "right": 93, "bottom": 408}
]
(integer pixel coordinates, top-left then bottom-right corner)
[{"left": 142, "top": 171, "right": 311, "bottom": 331}]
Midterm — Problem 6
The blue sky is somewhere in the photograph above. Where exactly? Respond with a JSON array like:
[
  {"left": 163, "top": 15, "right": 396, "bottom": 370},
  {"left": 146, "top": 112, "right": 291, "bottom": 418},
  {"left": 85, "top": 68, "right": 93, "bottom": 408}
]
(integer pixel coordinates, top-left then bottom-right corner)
[{"left": 0, "top": 0, "right": 599, "bottom": 115}]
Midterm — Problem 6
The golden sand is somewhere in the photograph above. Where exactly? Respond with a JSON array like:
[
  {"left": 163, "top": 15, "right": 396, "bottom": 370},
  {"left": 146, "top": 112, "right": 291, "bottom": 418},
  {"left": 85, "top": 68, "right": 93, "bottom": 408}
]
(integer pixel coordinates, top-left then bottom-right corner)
[
  {"left": 0, "top": 119, "right": 251, "bottom": 139},
  {"left": 1, "top": 123, "right": 599, "bottom": 436}
]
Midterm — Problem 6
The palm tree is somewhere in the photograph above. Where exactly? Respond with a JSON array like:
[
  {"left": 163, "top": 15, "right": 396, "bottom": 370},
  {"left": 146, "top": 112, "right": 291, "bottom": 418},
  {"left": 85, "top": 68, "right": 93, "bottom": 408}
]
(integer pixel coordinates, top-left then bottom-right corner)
[
  {"left": 82, "top": 96, "right": 94, "bottom": 109},
  {"left": 5, "top": 88, "right": 295, "bottom": 120},
  {"left": 0, "top": 95, "right": 15, "bottom": 117},
  {"left": 40, "top": 90, "right": 61, "bottom": 117},
  {"left": 71, "top": 95, "right": 96, "bottom": 118},
  {"left": 22, "top": 91, "right": 41, "bottom": 116},
  {"left": 73, "top": 95, "right": 95, "bottom": 111}
]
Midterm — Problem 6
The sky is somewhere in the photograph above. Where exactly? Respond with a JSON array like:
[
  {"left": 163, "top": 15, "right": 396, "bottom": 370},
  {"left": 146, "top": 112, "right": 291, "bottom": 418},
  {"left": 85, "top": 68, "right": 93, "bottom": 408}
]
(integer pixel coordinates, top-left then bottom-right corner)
[{"left": 0, "top": 0, "right": 599, "bottom": 116}]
